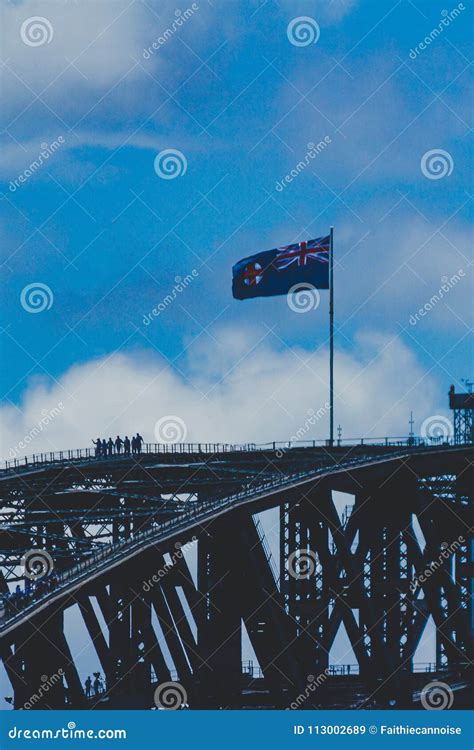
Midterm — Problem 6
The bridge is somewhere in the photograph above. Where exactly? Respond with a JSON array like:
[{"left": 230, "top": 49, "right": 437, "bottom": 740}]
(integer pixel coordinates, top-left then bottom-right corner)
[{"left": 0, "top": 438, "right": 472, "bottom": 710}]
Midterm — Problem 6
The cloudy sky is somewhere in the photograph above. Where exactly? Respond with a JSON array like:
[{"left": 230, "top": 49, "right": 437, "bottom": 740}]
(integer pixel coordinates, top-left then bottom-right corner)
[{"left": 0, "top": 0, "right": 472, "bottom": 456}]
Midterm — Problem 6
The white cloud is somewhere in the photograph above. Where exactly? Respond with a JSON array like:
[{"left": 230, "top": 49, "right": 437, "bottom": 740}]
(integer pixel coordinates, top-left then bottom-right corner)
[
  {"left": 1, "top": 0, "right": 217, "bottom": 182},
  {"left": 335, "top": 216, "right": 472, "bottom": 332},
  {"left": 1, "top": 0, "right": 212, "bottom": 118},
  {"left": 0, "top": 129, "right": 189, "bottom": 182},
  {"left": 272, "top": 52, "right": 470, "bottom": 186},
  {"left": 0, "top": 326, "right": 445, "bottom": 459},
  {"left": 3, "top": 1, "right": 149, "bottom": 102}
]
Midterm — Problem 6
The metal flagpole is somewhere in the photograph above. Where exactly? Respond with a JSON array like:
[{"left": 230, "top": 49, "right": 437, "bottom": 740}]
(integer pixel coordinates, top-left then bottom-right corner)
[{"left": 329, "top": 226, "right": 334, "bottom": 446}]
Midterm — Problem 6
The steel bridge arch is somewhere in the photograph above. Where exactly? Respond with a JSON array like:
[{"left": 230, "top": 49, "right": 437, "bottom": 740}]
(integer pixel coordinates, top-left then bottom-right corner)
[{"left": 0, "top": 443, "right": 472, "bottom": 709}]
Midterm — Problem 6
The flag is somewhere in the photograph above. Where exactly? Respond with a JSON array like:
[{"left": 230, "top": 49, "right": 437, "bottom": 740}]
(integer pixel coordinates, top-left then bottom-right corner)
[{"left": 232, "top": 236, "right": 330, "bottom": 300}]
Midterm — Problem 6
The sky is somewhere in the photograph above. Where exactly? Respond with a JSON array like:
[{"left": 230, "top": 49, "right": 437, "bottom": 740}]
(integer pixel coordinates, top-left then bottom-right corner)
[
  {"left": 0, "top": 0, "right": 471, "bottom": 702},
  {"left": 0, "top": 0, "right": 473, "bottom": 455}
]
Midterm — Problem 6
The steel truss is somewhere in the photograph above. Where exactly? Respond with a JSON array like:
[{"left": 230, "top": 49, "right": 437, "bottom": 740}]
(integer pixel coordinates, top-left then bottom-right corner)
[{"left": 0, "top": 446, "right": 472, "bottom": 709}]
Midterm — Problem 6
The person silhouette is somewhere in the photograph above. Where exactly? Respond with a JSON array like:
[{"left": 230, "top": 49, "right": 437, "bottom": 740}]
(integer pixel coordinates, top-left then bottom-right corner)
[
  {"left": 101, "top": 439, "right": 108, "bottom": 457},
  {"left": 115, "top": 435, "right": 123, "bottom": 454},
  {"left": 92, "top": 439, "right": 102, "bottom": 458},
  {"left": 93, "top": 674, "right": 100, "bottom": 696},
  {"left": 85, "top": 676, "right": 92, "bottom": 698},
  {"left": 107, "top": 437, "right": 114, "bottom": 456},
  {"left": 123, "top": 436, "right": 130, "bottom": 456},
  {"left": 131, "top": 436, "right": 137, "bottom": 455},
  {"left": 135, "top": 433, "right": 143, "bottom": 455}
]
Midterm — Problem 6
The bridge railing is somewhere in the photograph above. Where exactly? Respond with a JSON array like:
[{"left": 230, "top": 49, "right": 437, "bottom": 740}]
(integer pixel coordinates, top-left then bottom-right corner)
[
  {"left": 0, "top": 445, "right": 453, "bottom": 630},
  {"left": 1, "top": 435, "right": 461, "bottom": 474},
  {"left": 413, "top": 662, "right": 439, "bottom": 672}
]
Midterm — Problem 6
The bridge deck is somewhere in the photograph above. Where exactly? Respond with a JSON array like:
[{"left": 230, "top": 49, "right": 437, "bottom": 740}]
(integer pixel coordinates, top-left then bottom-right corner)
[{"left": 1, "top": 435, "right": 461, "bottom": 476}]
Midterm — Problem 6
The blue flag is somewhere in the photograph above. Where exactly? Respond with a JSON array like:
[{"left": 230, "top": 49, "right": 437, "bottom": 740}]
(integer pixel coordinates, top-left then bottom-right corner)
[{"left": 232, "top": 236, "right": 330, "bottom": 300}]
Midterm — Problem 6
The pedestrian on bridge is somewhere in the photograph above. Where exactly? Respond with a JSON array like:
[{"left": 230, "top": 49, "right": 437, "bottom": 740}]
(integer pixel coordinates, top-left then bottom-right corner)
[
  {"left": 92, "top": 439, "right": 102, "bottom": 458},
  {"left": 107, "top": 438, "right": 114, "bottom": 456},
  {"left": 93, "top": 674, "right": 100, "bottom": 696},
  {"left": 131, "top": 435, "right": 137, "bottom": 455},
  {"left": 101, "top": 439, "right": 108, "bottom": 457},
  {"left": 135, "top": 433, "right": 143, "bottom": 455},
  {"left": 115, "top": 435, "right": 123, "bottom": 454},
  {"left": 85, "top": 676, "right": 91, "bottom": 698},
  {"left": 123, "top": 436, "right": 130, "bottom": 456}
]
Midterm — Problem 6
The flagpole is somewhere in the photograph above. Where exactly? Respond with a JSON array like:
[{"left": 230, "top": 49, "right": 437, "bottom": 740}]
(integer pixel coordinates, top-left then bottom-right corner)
[{"left": 329, "top": 226, "right": 334, "bottom": 447}]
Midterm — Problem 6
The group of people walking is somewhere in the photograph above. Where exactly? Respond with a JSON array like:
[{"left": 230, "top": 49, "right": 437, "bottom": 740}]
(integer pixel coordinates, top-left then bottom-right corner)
[
  {"left": 84, "top": 673, "right": 105, "bottom": 698},
  {"left": 92, "top": 433, "right": 143, "bottom": 458},
  {"left": 0, "top": 574, "right": 58, "bottom": 620}
]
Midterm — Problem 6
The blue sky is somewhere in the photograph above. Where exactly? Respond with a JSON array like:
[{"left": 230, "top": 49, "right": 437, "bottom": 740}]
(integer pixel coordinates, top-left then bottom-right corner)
[{"left": 0, "top": 0, "right": 472, "bottom": 451}]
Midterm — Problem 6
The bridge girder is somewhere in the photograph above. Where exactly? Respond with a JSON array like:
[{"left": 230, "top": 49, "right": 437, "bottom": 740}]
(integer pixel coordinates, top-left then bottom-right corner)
[{"left": 0, "top": 446, "right": 471, "bottom": 709}]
